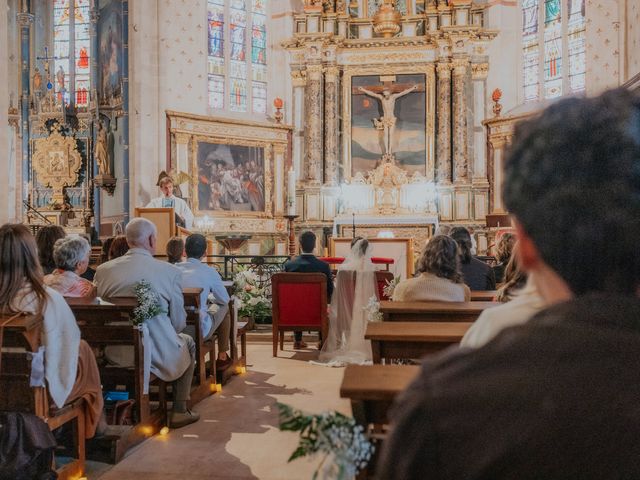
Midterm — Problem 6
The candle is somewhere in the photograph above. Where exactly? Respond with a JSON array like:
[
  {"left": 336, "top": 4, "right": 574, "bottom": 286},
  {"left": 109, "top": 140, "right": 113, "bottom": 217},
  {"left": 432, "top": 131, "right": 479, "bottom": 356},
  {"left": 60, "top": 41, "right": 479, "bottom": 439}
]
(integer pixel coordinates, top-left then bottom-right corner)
[{"left": 287, "top": 167, "right": 296, "bottom": 215}]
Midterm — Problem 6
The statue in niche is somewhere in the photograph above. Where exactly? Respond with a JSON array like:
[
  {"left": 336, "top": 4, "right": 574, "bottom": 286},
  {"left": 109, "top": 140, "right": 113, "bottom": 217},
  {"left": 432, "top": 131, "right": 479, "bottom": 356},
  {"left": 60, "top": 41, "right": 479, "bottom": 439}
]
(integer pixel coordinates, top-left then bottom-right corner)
[
  {"left": 358, "top": 83, "right": 418, "bottom": 157},
  {"left": 32, "top": 67, "right": 42, "bottom": 94},
  {"left": 95, "top": 121, "right": 111, "bottom": 176}
]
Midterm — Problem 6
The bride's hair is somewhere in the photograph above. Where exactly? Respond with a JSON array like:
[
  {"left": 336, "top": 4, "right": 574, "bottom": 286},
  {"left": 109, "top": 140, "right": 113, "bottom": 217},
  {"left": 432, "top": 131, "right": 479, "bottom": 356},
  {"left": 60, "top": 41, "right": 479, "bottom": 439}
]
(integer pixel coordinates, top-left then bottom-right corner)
[{"left": 350, "top": 237, "right": 369, "bottom": 257}]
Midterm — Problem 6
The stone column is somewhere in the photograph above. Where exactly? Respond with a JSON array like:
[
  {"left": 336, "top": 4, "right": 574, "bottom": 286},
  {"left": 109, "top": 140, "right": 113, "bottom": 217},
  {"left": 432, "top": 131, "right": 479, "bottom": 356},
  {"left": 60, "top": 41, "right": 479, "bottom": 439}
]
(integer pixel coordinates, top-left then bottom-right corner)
[
  {"left": 452, "top": 58, "right": 469, "bottom": 183},
  {"left": 304, "top": 63, "right": 323, "bottom": 184},
  {"left": 90, "top": 4, "right": 101, "bottom": 231},
  {"left": 17, "top": 9, "right": 33, "bottom": 219},
  {"left": 436, "top": 62, "right": 452, "bottom": 183},
  {"left": 0, "top": 2, "right": 9, "bottom": 223},
  {"left": 290, "top": 69, "right": 306, "bottom": 184},
  {"left": 323, "top": 65, "right": 339, "bottom": 186},
  {"left": 471, "top": 62, "right": 489, "bottom": 184}
]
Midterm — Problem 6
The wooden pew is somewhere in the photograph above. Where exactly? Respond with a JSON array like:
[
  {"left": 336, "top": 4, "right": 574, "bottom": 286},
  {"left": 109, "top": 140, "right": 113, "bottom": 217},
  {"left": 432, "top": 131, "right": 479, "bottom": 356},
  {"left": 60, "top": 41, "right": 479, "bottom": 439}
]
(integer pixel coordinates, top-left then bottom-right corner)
[
  {"left": 0, "top": 313, "right": 86, "bottom": 480},
  {"left": 470, "top": 290, "right": 497, "bottom": 302},
  {"left": 380, "top": 301, "right": 496, "bottom": 323},
  {"left": 365, "top": 321, "right": 472, "bottom": 364},
  {"left": 182, "top": 287, "right": 217, "bottom": 404},
  {"left": 340, "top": 364, "right": 420, "bottom": 479},
  {"left": 66, "top": 297, "right": 167, "bottom": 463}
]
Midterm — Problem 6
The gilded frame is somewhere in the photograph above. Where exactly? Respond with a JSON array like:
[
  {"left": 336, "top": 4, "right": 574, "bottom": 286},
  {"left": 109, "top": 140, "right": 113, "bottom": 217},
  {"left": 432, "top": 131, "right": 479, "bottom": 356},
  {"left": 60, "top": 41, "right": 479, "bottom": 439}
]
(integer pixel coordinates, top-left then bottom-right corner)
[
  {"left": 190, "top": 135, "right": 274, "bottom": 219},
  {"left": 342, "top": 63, "right": 436, "bottom": 181}
]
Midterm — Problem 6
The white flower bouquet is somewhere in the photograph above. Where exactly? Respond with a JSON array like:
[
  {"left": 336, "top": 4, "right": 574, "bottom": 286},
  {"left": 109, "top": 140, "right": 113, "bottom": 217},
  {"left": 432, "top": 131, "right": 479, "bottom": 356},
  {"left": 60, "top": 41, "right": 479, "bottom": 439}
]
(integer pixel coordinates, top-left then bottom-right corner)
[
  {"left": 382, "top": 275, "right": 401, "bottom": 299},
  {"left": 363, "top": 295, "right": 383, "bottom": 322},
  {"left": 132, "top": 280, "right": 166, "bottom": 325},
  {"left": 232, "top": 267, "right": 272, "bottom": 320},
  {"left": 278, "top": 403, "right": 374, "bottom": 480}
]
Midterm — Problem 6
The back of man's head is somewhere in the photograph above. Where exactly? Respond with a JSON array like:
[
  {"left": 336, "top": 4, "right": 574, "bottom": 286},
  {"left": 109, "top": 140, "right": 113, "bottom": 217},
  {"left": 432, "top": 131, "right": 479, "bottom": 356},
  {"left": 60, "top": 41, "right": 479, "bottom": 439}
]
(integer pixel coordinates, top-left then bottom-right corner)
[
  {"left": 299, "top": 230, "right": 316, "bottom": 254},
  {"left": 185, "top": 233, "right": 208, "bottom": 259},
  {"left": 449, "top": 227, "right": 472, "bottom": 264},
  {"left": 503, "top": 88, "right": 640, "bottom": 295},
  {"left": 125, "top": 218, "right": 157, "bottom": 251}
]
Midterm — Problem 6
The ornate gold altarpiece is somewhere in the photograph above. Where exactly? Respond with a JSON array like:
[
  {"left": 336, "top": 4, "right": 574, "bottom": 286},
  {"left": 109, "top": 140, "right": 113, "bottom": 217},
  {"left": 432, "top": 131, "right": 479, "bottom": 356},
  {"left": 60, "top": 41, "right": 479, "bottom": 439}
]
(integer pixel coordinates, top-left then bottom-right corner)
[{"left": 284, "top": 0, "right": 498, "bottom": 254}]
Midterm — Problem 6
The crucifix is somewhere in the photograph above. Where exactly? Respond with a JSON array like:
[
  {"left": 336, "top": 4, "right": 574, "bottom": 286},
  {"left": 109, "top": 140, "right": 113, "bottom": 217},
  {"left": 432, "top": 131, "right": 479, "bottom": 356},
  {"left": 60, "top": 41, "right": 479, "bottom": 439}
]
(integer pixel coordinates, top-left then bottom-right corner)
[
  {"left": 354, "top": 76, "right": 423, "bottom": 157},
  {"left": 36, "top": 47, "right": 58, "bottom": 93}
]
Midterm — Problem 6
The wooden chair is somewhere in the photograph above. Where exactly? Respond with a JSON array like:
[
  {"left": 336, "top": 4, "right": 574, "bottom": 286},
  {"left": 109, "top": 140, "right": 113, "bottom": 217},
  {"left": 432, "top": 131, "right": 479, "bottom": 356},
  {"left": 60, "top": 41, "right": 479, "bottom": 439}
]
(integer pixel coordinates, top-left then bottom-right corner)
[
  {"left": 271, "top": 273, "right": 328, "bottom": 357},
  {"left": 66, "top": 297, "right": 167, "bottom": 463},
  {"left": 182, "top": 288, "right": 217, "bottom": 404},
  {"left": 375, "top": 271, "right": 395, "bottom": 301},
  {"left": 0, "top": 312, "right": 86, "bottom": 480}
]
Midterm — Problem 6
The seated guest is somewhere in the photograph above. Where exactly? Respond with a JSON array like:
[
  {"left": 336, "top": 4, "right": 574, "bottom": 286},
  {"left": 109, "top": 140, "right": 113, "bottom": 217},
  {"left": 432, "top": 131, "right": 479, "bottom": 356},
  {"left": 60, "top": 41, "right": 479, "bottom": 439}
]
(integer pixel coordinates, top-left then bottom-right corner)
[
  {"left": 393, "top": 235, "right": 470, "bottom": 302},
  {"left": 44, "top": 236, "right": 96, "bottom": 298},
  {"left": 450, "top": 226, "right": 496, "bottom": 290},
  {"left": 461, "top": 256, "right": 544, "bottom": 348},
  {"left": 79, "top": 233, "right": 96, "bottom": 281},
  {"left": 100, "top": 236, "right": 115, "bottom": 263},
  {"left": 378, "top": 89, "right": 640, "bottom": 479},
  {"left": 94, "top": 218, "right": 198, "bottom": 428},
  {"left": 492, "top": 233, "right": 516, "bottom": 284},
  {"left": 108, "top": 235, "right": 129, "bottom": 260},
  {"left": 166, "top": 236, "right": 184, "bottom": 264},
  {"left": 0, "top": 224, "right": 103, "bottom": 438},
  {"left": 176, "top": 234, "right": 232, "bottom": 370},
  {"left": 284, "top": 230, "right": 333, "bottom": 349},
  {"left": 36, "top": 224, "right": 66, "bottom": 274}
]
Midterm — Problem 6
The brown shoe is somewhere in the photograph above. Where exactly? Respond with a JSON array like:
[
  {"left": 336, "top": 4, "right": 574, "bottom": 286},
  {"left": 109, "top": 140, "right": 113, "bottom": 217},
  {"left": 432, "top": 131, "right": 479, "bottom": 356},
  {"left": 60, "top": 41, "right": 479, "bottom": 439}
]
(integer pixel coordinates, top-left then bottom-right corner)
[
  {"left": 169, "top": 409, "right": 200, "bottom": 429},
  {"left": 216, "top": 357, "right": 233, "bottom": 371},
  {"left": 293, "top": 340, "right": 308, "bottom": 349}
]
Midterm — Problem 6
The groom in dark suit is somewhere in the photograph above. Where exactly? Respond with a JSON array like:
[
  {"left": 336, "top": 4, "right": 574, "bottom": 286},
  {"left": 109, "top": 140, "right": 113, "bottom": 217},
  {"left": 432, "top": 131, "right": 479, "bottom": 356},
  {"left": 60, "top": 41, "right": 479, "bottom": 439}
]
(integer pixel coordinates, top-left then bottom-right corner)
[{"left": 284, "top": 230, "right": 334, "bottom": 349}]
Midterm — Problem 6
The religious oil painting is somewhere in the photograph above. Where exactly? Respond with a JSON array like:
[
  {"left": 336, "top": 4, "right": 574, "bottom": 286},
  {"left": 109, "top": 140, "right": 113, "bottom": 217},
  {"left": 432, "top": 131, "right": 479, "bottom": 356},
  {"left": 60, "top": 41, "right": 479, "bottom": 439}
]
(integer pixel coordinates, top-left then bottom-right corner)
[
  {"left": 350, "top": 74, "right": 426, "bottom": 176},
  {"left": 98, "top": 0, "right": 124, "bottom": 107},
  {"left": 195, "top": 141, "right": 266, "bottom": 214}
]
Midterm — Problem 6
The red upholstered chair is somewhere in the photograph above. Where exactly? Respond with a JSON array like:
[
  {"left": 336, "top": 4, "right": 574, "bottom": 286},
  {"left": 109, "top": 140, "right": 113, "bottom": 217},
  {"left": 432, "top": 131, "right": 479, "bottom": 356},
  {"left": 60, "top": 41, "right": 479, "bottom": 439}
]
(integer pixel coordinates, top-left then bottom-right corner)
[
  {"left": 375, "top": 270, "right": 395, "bottom": 301},
  {"left": 271, "top": 272, "right": 328, "bottom": 357}
]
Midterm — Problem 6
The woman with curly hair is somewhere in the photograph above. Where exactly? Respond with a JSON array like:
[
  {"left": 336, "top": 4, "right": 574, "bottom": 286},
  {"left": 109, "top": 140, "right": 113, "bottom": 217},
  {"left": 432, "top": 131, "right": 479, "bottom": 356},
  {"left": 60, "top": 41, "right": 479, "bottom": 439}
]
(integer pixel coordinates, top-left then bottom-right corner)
[
  {"left": 492, "top": 232, "right": 516, "bottom": 284},
  {"left": 35, "top": 225, "right": 66, "bottom": 274},
  {"left": 392, "top": 235, "right": 470, "bottom": 302}
]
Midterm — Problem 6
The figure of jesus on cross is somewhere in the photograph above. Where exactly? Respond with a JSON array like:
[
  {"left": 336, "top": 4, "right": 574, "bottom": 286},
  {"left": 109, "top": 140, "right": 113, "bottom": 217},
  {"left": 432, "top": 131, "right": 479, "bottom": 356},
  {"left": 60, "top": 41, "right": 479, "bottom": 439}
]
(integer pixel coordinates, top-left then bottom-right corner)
[{"left": 357, "top": 77, "right": 418, "bottom": 157}]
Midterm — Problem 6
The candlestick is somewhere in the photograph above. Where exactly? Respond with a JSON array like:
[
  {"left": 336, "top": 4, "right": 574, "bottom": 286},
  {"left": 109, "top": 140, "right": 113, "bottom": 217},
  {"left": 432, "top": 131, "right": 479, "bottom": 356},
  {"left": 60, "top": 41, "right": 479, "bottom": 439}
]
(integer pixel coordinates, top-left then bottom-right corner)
[
  {"left": 284, "top": 214, "right": 299, "bottom": 257},
  {"left": 287, "top": 167, "right": 297, "bottom": 215}
]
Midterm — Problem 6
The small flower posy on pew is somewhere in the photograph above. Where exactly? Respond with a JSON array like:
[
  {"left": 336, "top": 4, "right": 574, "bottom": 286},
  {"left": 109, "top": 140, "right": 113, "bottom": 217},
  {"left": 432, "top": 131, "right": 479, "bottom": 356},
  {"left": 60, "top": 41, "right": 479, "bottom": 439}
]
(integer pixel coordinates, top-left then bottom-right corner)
[
  {"left": 132, "top": 280, "right": 166, "bottom": 326},
  {"left": 277, "top": 402, "right": 374, "bottom": 480},
  {"left": 382, "top": 276, "right": 401, "bottom": 299},
  {"left": 364, "top": 296, "right": 383, "bottom": 322}
]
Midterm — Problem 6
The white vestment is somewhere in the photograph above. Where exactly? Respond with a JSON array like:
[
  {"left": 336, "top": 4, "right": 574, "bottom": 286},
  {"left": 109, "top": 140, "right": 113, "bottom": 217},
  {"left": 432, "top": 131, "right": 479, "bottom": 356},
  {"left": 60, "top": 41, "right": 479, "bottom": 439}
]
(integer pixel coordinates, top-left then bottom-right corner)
[
  {"left": 94, "top": 248, "right": 192, "bottom": 382},
  {"left": 146, "top": 195, "right": 194, "bottom": 229}
]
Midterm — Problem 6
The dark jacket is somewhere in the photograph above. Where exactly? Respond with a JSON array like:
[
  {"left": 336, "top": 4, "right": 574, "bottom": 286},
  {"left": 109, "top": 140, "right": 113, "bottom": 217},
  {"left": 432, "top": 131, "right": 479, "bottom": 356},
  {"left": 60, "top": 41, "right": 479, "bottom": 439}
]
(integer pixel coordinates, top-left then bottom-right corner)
[
  {"left": 377, "top": 294, "right": 640, "bottom": 480},
  {"left": 461, "top": 256, "right": 496, "bottom": 290},
  {"left": 284, "top": 254, "right": 333, "bottom": 301}
]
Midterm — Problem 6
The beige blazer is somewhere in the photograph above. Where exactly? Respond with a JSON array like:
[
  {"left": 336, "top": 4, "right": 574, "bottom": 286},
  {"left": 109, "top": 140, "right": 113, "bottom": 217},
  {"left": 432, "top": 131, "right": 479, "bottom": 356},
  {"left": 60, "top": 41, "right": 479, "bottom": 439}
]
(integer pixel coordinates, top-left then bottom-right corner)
[{"left": 94, "top": 248, "right": 191, "bottom": 382}]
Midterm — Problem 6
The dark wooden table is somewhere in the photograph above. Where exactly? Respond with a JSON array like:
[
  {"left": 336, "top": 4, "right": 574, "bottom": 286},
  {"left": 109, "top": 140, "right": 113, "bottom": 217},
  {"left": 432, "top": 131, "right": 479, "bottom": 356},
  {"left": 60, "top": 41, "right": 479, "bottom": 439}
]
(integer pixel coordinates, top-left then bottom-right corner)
[
  {"left": 380, "top": 301, "right": 496, "bottom": 323},
  {"left": 365, "top": 321, "right": 472, "bottom": 363}
]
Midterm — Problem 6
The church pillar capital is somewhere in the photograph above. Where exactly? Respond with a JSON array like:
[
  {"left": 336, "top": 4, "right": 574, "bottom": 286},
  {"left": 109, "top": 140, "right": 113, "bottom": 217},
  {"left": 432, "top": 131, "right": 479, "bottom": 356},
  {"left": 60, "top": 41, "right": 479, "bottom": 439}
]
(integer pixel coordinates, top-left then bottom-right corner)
[
  {"left": 291, "top": 69, "right": 307, "bottom": 88},
  {"left": 471, "top": 62, "right": 489, "bottom": 80},
  {"left": 323, "top": 65, "right": 340, "bottom": 81},
  {"left": 174, "top": 133, "right": 190, "bottom": 145},
  {"left": 16, "top": 12, "right": 34, "bottom": 27},
  {"left": 452, "top": 58, "right": 469, "bottom": 76},
  {"left": 436, "top": 62, "right": 452, "bottom": 79},
  {"left": 306, "top": 63, "right": 324, "bottom": 80}
]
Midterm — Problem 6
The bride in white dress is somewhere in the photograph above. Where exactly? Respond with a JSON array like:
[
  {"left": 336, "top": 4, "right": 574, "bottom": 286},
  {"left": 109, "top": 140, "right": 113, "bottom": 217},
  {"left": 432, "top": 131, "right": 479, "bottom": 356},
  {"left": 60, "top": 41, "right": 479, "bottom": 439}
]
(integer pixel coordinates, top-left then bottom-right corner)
[{"left": 315, "top": 237, "right": 378, "bottom": 366}]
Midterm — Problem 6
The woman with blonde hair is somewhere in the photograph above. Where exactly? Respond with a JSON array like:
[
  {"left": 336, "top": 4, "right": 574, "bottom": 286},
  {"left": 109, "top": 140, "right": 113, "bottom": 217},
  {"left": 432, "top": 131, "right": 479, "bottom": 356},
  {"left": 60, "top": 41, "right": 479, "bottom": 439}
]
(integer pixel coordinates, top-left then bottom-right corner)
[
  {"left": 0, "top": 224, "right": 104, "bottom": 438},
  {"left": 393, "top": 235, "right": 470, "bottom": 302}
]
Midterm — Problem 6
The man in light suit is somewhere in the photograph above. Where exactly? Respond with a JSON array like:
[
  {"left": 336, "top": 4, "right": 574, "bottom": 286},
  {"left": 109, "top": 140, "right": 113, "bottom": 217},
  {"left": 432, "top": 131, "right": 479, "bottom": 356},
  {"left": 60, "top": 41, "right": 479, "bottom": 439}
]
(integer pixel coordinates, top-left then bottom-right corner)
[
  {"left": 284, "top": 230, "right": 333, "bottom": 349},
  {"left": 177, "top": 233, "right": 232, "bottom": 371},
  {"left": 94, "top": 217, "right": 199, "bottom": 429}
]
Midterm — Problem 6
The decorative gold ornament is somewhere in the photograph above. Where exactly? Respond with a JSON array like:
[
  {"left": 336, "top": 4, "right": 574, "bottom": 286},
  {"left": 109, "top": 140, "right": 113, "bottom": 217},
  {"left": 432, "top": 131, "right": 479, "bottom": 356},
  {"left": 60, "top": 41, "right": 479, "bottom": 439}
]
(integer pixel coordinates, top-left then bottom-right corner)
[
  {"left": 32, "top": 122, "right": 82, "bottom": 206},
  {"left": 373, "top": 0, "right": 401, "bottom": 38}
]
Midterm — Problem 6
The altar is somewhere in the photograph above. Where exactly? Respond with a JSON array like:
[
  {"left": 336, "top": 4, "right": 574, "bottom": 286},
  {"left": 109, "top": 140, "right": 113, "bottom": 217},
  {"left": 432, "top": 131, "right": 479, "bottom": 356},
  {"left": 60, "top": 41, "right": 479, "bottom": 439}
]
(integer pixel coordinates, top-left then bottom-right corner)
[{"left": 332, "top": 214, "right": 438, "bottom": 238}]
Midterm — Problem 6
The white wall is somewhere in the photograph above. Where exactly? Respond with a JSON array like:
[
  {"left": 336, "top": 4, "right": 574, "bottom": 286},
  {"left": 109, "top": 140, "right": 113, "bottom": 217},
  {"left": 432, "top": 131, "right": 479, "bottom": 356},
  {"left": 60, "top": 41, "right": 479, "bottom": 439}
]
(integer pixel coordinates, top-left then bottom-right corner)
[
  {"left": 626, "top": 0, "right": 640, "bottom": 80},
  {"left": 128, "top": 0, "right": 294, "bottom": 212},
  {"left": 586, "top": 0, "right": 624, "bottom": 95}
]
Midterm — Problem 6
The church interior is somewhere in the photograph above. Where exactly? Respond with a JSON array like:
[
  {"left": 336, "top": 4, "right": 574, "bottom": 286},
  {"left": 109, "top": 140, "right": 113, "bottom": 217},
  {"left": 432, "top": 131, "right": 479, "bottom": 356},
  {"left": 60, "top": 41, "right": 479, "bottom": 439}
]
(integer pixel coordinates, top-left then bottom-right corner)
[{"left": 0, "top": 0, "right": 639, "bottom": 478}]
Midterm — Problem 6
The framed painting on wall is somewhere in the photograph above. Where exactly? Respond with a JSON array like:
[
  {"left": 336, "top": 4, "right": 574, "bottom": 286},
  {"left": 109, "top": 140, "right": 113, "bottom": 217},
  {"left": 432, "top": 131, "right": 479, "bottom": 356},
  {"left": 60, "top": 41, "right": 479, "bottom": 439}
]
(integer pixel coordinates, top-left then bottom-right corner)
[
  {"left": 98, "top": 0, "right": 125, "bottom": 107},
  {"left": 192, "top": 138, "right": 272, "bottom": 217}
]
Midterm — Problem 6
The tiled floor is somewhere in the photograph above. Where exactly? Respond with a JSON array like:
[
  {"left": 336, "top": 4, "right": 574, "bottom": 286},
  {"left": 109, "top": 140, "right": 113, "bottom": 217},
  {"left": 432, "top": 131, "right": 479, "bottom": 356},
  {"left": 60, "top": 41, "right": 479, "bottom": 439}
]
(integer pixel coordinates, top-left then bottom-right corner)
[{"left": 89, "top": 340, "right": 350, "bottom": 479}]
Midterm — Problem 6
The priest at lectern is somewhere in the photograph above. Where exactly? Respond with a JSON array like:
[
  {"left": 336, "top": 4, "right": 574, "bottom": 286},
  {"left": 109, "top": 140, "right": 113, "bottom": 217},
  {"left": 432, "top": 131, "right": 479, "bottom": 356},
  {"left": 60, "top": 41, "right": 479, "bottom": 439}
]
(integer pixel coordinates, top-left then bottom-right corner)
[{"left": 146, "top": 176, "right": 194, "bottom": 229}]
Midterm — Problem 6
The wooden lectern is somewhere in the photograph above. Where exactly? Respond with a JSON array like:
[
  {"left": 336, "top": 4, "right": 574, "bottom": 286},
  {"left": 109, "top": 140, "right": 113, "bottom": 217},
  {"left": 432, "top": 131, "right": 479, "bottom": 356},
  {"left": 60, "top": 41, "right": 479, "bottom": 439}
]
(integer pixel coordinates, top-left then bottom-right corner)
[{"left": 135, "top": 207, "right": 175, "bottom": 256}]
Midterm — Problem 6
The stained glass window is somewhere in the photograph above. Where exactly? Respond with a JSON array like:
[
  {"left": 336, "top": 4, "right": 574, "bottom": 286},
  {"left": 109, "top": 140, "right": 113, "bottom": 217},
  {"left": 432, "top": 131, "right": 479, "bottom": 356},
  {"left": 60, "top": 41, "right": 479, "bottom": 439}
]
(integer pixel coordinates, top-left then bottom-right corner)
[
  {"left": 53, "top": 0, "right": 90, "bottom": 107},
  {"left": 521, "top": 0, "right": 586, "bottom": 102},
  {"left": 207, "top": 0, "right": 268, "bottom": 115}
]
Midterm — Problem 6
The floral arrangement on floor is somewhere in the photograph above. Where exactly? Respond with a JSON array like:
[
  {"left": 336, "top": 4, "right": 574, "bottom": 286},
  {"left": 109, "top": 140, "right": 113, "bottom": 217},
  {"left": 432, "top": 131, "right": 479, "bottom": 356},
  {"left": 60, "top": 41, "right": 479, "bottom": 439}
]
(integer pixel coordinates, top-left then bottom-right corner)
[
  {"left": 382, "top": 276, "right": 401, "bottom": 299},
  {"left": 232, "top": 267, "right": 272, "bottom": 320},
  {"left": 132, "top": 280, "right": 166, "bottom": 325},
  {"left": 277, "top": 403, "right": 374, "bottom": 480},
  {"left": 364, "top": 296, "right": 383, "bottom": 322}
]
